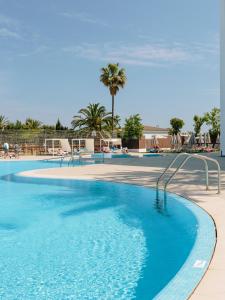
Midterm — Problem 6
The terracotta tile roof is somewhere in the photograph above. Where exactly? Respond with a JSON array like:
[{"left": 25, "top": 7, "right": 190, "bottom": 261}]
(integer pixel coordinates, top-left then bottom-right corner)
[{"left": 143, "top": 125, "right": 169, "bottom": 132}]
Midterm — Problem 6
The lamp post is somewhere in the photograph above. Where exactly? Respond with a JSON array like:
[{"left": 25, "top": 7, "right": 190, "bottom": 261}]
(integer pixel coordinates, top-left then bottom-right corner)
[
  {"left": 91, "top": 130, "right": 97, "bottom": 138},
  {"left": 91, "top": 130, "right": 97, "bottom": 152},
  {"left": 221, "top": 0, "right": 225, "bottom": 156}
]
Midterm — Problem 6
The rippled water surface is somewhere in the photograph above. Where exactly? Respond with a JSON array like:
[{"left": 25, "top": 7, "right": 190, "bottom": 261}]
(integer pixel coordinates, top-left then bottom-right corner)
[{"left": 0, "top": 161, "right": 202, "bottom": 299}]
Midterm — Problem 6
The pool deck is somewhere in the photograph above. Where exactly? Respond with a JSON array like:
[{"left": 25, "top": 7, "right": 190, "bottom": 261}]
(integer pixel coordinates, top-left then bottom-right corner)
[{"left": 19, "top": 153, "right": 225, "bottom": 300}]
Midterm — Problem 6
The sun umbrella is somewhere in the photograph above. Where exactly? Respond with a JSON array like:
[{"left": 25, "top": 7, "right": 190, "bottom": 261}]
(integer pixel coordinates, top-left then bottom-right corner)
[
  {"left": 152, "top": 135, "right": 159, "bottom": 147},
  {"left": 176, "top": 133, "right": 182, "bottom": 150},
  {"left": 171, "top": 135, "right": 177, "bottom": 149},
  {"left": 206, "top": 132, "right": 211, "bottom": 145},
  {"left": 198, "top": 132, "right": 204, "bottom": 145},
  {"left": 183, "top": 133, "right": 190, "bottom": 145},
  {"left": 216, "top": 134, "right": 220, "bottom": 144},
  {"left": 203, "top": 133, "right": 207, "bottom": 147},
  {"left": 188, "top": 133, "right": 196, "bottom": 148}
]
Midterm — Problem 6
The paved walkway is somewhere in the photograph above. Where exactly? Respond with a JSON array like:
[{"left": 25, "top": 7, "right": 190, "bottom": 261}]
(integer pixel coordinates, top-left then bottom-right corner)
[{"left": 19, "top": 153, "right": 225, "bottom": 299}]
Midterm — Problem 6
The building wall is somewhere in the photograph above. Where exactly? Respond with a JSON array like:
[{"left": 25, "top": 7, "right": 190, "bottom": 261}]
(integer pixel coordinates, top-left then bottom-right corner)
[
  {"left": 143, "top": 132, "right": 168, "bottom": 139},
  {"left": 221, "top": 0, "right": 225, "bottom": 155},
  {"left": 122, "top": 137, "right": 172, "bottom": 151}
]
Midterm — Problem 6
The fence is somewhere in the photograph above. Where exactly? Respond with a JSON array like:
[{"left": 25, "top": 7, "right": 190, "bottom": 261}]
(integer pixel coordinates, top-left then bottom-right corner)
[{"left": 0, "top": 129, "right": 105, "bottom": 155}]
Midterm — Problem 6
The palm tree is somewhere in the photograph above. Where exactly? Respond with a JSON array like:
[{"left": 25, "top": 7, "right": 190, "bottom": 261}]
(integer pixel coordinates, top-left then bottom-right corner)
[
  {"left": 103, "top": 115, "right": 121, "bottom": 133},
  {"left": 193, "top": 115, "right": 206, "bottom": 137},
  {"left": 100, "top": 63, "right": 127, "bottom": 134},
  {"left": 71, "top": 103, "right": 112, "bottom": 136},
  {"left": 204, "top": 107, "right": 220, "bottom": 147},
  {"left": 0, "top": 115, "right": 8, "bottom": 130},
  {"left": 25, "top": 118, "right": 42, "bottom": 129},
  {"left": 13, "top": 120, "right": 24, "bottom": 129}
]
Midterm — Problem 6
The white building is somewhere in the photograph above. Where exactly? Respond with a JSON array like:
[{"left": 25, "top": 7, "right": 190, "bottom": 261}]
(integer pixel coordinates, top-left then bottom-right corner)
[
  {"left": 221, "top": 0, "right": 225, "bottom": 156},
  {"left": 143, "top": 125, "right": 169, "bottom": 139}
]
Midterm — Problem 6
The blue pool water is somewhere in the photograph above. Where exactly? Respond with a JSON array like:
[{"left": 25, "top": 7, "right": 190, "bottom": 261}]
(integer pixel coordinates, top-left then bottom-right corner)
[
  {"left": 143, "top": 153, "right": 161, "bottom": 157},
  {"left": 111, "top": 153, "right": 131, "bottom": 158},
  {"left": 0, "top": 161, "right": 215, "bottom": 299}
]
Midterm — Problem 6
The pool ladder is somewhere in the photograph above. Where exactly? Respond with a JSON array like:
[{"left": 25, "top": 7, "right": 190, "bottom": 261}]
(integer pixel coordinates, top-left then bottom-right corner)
[
  {"left": 78, "top": 152, "right": 105, "bottom": 164},
  {"left": 44, "top": 154, "right": 74, "bottom": 167},
  {"left": 44, "top": 152, "right": 105, "bottom": 167},
  {"left": 156, "top": 153, "right": 221, "bottom": 200}
]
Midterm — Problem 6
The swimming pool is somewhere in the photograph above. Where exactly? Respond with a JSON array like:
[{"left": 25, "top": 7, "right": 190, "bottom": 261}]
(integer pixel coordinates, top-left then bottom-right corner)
[{"left": 0, "top": 161, "right": 215, "bottom": 299}]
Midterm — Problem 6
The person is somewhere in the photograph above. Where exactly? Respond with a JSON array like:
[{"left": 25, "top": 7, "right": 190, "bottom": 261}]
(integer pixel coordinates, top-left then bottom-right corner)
[
  {"left": 102, "top": 146, "right": 110, "bottom": 153},
  {"left": 14, "top": 144, "right": 20, "bottom": 158},
  {"left": 154, "top": 145, "right": 160, "bottom": 153},
  {"left": 3, "top": 142, "right": 9, "bottom": 158},
  {"left": 122, "top": 147, "right": 128, "bottom": 153}
]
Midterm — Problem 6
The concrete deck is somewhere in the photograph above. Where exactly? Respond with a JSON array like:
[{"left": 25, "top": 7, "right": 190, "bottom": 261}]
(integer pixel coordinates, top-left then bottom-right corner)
[{"left": 19, "top": 153, "right": 225, "bottom": 299}]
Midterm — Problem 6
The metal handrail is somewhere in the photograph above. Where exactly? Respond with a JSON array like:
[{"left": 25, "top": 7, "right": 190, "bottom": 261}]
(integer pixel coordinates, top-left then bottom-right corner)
[
  {"left": 78, "top": 152, "right": 92, "bottom": 164},
  {"left": 164, "top": 154, "right": 209, "bottom": 191},
  {"left": 79, "top": 152, "right": 105, "bottom": 164},
  {"left": 157, "top": 153, "right": 189, "bottom": 190},
  {"left": 51, "top": 152, "right": 105, "bottom": 167},
  {"left": 156, "top": 153, "right": 221, "bottom": 196},
  {"left": 43, "top": 155, "right": 64, "bottom": 161},
  {"left": 44, "top": 154, "right": 75, "bottom": 167},
  {"left": 64, "top": 154, "right": 79, "bottom": 167},
  {"left": 43, "top": 155, "right": 65, "bottom": 166}
]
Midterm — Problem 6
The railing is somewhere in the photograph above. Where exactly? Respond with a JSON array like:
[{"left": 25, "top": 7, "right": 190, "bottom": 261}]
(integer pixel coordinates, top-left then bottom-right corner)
[
  {"left": 43, "top": 154, "right": 74, "bottom": 167},
  {"left": 43, "top": 155, "right": 64, "bottom": 166},
  {"left": 67, "top": 154, "right": 79, "bottom": 167},
  {"left": 43, "top": 152, "right": 105, "bottom": 167},
  {"left": 78, "top": 152, "right": 105, "bottom": 164},
  {"left": 156, "top": 153, "right": 221, "bottom": 199}
]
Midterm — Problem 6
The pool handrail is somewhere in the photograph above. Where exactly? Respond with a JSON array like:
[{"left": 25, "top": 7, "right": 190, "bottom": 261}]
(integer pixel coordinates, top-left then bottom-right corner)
[
  {"left": 156, "top": 153, "right": 221, "bottom": 196},
  {"left": 43, "top": 153, "right": 75, "bottom": 167},
  {"left": 79, "top": 152, "right": 105, "bottom": 164}
]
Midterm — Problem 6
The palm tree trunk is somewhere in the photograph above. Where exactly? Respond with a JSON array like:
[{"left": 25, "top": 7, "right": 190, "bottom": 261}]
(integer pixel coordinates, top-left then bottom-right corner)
[{"left": 112, "top": 95, "right": 114, "bottom": 136}]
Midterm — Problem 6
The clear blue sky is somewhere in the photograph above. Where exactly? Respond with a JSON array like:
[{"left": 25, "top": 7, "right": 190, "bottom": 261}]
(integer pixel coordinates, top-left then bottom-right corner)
[{"left": 0, "top": 0, "right": 219, "bottom": 130}]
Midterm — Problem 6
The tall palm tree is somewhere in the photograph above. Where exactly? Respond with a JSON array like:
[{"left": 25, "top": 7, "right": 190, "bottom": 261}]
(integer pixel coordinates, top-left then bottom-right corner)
[
  {"left": 100, "top": 63, "right": 127, "bottom": 134},
  {"left": 71, "top": 103, "right": 112, "bottom": 136},
  {"left": 0, "top": 115, "right": 9, "bottom": 130}
]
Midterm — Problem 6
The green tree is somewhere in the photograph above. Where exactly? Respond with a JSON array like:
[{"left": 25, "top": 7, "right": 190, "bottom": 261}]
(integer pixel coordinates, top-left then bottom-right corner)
[
  {"left": 123, "top": 114, "right": 144, "bottom": 139},
  {"left": 42, "top": 124, "right": 56, "bottom": 130},
  {"left": 14, "top": 120, "right": 24, "bottom": 129},
  {"left": 55, "top": 118, "right": 65, "bottom": 130},
  {"left": 0, "top": 115, "right": 9, "bottom": 130},
  {"left": 169, "top": 118, "right": 184, "bottom": 135},
  {"left": 204, "top": 107, "right": 220, "bottom": 147},
  {"left": 24, "top": 118, "right": 42, "bottom": 129},
  {"left": 193, "top": 115, "right": 206, "bottom": 137},
  {"left": 103, "top": 115, "right": 121, "bottom": 134},
  {"left": 71, "top": 103, "right": 112, "bottom": 136},
  {"left": 100, "top": 63, "right": 127, "bottom": 134}
]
